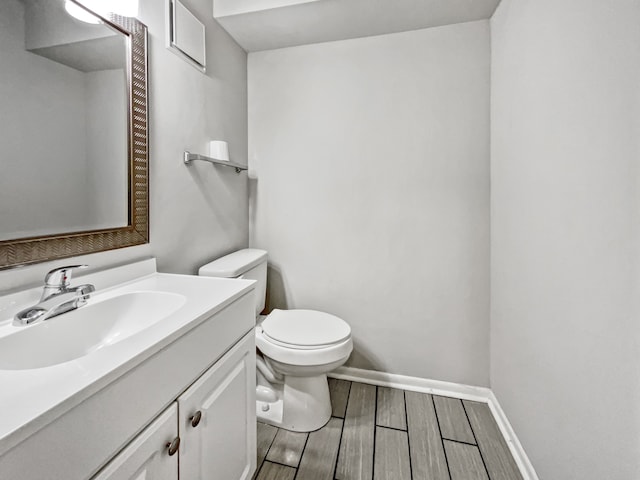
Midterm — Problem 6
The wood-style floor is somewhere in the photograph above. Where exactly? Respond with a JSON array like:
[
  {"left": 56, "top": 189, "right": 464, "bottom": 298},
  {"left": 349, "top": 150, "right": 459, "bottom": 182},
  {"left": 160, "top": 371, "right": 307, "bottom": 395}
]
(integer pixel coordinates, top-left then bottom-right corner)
[{"left": 254, "top": 379, "right": 524, "bottom": 480}]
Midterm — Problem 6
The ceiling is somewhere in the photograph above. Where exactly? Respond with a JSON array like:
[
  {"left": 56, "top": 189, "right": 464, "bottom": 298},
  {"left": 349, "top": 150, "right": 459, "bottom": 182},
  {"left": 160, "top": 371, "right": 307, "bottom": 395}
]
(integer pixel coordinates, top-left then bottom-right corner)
[
  {"left": 20, "top": 0, "right": 125, "bottom": 72},
  {"left": 214, "top": 0, "right": 502, "bottom": 52}
]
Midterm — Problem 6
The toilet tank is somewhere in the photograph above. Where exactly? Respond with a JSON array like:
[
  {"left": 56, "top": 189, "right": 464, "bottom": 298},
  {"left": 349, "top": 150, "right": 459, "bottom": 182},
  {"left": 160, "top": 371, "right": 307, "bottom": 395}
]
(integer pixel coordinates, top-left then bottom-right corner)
[{"left": 199, "top": 249, "right": 268, "bottom": 317}]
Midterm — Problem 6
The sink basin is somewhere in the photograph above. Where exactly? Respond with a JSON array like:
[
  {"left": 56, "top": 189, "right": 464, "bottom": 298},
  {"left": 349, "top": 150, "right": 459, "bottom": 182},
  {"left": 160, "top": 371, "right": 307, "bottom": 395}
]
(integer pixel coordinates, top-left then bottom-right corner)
[{"left": 0, "top": 291, "right": 186, "bottom": 370}]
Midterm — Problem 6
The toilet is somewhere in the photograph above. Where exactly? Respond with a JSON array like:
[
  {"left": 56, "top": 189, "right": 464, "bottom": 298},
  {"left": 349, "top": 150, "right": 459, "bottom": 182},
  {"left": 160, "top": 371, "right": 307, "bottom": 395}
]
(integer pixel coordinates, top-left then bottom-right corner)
[{"left": 199, "top": 249, "right": 353, "bottom": 432}]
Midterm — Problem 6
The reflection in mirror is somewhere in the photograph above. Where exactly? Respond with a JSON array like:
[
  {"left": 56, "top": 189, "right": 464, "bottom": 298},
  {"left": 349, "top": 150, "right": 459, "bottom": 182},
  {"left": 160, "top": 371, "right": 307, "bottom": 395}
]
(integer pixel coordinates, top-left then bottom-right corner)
[
  {"left": 0, "top": 0, "right": 129, "bottom": 241},
  {"left": 0, "top": 0, "right": 148, "bottom": 270}
]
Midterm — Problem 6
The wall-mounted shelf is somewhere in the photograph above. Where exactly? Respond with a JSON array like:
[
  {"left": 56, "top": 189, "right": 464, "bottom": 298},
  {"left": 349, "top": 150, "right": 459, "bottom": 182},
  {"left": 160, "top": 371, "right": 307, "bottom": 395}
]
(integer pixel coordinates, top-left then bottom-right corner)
[{"left": 183, "top": 151, "right": 247, "bottom": 173}]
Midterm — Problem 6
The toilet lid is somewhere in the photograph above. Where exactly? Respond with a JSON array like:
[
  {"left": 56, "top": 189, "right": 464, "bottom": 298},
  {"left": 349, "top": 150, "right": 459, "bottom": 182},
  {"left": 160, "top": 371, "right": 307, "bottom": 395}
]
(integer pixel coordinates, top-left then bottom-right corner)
[{"left": 261, "top": 309, "right": 351, "bottom": 347}]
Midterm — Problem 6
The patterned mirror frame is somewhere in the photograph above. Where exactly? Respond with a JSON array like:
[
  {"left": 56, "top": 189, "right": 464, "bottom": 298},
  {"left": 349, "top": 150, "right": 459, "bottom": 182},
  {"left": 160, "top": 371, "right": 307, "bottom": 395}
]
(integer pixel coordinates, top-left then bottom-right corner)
[{"left": 0, "top": 9, "right": 149, "bottom": 270}]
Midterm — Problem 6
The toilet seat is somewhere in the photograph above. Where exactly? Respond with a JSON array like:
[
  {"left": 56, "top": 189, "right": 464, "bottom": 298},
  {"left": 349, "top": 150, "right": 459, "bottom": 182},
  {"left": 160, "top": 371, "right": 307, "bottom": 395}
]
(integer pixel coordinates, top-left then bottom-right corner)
[
  {"left": 256, "top": 309, "right": 353, "bottom": 367},
  {"left": 256, "top": 327, "right": 353, "bottom": 367},
  {"left": 261, "top": 309, "right": 351, "bottom": 349}
]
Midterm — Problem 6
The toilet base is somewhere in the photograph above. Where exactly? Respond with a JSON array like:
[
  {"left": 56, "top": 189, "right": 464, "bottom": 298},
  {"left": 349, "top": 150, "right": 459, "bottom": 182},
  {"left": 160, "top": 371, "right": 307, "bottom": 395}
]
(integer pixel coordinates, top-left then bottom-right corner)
[{"left": 256, "top": 374, "right": 332, "bottom": 432}]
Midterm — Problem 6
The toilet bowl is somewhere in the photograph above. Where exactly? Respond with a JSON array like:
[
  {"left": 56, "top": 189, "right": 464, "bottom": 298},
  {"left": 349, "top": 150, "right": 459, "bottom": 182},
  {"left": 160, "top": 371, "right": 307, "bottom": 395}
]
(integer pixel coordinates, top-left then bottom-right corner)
[{"left": 199, "top": 249, "right": 352, "bottom": 432}]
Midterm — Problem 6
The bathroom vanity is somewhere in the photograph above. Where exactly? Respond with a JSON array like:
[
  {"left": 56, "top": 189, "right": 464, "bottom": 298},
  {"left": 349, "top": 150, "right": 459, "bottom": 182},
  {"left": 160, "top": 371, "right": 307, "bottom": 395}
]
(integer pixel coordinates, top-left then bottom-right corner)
[{"left": 0, "top": 259, "right": 257, "bottom": 480}]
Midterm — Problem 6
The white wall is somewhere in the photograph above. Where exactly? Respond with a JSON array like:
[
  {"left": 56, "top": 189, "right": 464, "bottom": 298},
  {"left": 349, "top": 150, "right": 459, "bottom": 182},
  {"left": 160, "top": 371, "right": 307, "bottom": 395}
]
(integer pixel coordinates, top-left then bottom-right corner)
[
  {"left": 144, "top": 0, "right": 249, "bottom": 275},
  {"left": 491, "top": 1, "right": 640, "bottom": 478},
  {"left": 85, "top": 69, "right": 128, "bottom": 230},
  {"left": 0, "top": 0, "right": 91, "bottom": 241},
  {"left": 249, "top": 21, "right": 490, "bottom": 386},
  {"left": 0, "top": 0, "right": 248, "bottom": 291}
]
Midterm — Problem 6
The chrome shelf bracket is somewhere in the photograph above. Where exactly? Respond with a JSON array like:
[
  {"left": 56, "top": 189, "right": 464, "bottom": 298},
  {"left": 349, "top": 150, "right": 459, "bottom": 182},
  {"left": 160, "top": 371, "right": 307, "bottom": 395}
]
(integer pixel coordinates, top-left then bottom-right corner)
[{"left": 183, "top": 151, "right": 247, "bottom": 174}]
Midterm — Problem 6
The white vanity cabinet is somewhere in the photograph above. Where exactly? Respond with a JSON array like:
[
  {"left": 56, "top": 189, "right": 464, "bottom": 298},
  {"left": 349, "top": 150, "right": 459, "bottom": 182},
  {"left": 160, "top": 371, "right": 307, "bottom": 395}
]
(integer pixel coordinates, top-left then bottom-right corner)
[
  {"left": 93, "top": 332, "right": 256, "bottom": 480},
  {"left": 178, "top": 332, "right": 256, "bottom": 480}
]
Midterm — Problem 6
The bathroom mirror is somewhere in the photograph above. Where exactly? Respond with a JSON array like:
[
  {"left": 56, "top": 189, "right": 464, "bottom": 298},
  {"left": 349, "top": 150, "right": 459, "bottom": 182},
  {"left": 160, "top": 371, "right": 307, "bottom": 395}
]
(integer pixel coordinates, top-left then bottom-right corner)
[{"left": 0, "top": 0, "right": 148, "bottom": 270}]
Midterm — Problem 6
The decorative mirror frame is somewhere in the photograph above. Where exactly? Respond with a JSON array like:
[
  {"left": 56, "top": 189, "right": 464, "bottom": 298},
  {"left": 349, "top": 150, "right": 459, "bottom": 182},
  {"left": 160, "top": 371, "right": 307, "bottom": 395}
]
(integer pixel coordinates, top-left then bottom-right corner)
[{"left": 0, "top": 7, "right": 149, "bottom": 270}]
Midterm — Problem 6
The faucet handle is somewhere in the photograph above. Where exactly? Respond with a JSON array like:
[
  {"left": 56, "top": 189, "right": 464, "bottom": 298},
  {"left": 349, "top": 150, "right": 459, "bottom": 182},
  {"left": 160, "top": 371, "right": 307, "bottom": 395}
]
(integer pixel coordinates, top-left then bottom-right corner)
[{"left": 44, "top": 265, "right": 88, "bottom": 288}]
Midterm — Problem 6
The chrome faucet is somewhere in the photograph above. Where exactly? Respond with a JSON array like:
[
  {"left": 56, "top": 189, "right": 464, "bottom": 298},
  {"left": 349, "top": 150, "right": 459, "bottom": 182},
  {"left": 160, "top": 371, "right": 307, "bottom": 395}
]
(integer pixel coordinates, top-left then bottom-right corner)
[{"left": 14, "top": 265, "right": 96, "bottom": 326}]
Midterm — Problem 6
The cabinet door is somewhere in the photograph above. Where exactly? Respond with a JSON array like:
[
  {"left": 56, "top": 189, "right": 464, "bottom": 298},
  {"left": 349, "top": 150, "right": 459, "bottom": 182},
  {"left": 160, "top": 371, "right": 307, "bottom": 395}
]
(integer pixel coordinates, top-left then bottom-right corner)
[
  {"left": 178, "top": 331, "right": 256, "bottom": 480},
  {"left": 92, "top": 404, "right": 179, "bottom": 480}
]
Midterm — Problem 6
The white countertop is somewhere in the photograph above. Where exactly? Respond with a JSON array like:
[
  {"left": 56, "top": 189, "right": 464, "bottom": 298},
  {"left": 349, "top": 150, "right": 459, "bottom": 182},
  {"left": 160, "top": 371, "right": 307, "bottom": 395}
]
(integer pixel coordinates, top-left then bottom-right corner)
[{"left": 0, "top": 259, "right": 255, "bottom": 456}]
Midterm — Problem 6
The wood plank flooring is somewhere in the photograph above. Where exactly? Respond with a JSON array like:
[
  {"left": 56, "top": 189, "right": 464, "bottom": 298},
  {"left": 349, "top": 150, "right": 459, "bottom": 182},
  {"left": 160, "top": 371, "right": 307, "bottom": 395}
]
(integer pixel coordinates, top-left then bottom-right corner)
[{"left": 254, "top": 381, "right": 523, "bottom": 480}]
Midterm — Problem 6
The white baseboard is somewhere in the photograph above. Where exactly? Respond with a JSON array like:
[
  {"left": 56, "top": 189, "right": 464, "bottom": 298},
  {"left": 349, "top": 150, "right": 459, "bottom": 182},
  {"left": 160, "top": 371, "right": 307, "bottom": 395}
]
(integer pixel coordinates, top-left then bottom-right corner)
[
  {"left": 329, "top": 366, "right": 492, "bottom": 402},
  {"left": 486, "top": 390, "right": 539, "bottom": 480},
  {"left": 328, "top": 366, "right": 539, "bottom": 480}
]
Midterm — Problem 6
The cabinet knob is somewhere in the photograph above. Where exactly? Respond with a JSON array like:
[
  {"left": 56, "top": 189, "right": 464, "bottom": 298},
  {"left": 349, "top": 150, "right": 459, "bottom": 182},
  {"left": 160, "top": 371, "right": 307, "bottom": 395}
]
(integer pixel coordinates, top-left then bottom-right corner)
[
  {"left": 190, "top": 410, "right": 202, "bottom": 428},
  {"left": 166, "top": 436, "right": 180, "bottom": 456}
]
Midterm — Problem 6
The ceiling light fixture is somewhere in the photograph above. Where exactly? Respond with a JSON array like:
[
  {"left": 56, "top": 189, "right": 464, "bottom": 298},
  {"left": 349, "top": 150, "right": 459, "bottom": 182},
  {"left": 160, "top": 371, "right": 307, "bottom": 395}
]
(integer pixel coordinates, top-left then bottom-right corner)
[{"left": 64, "top": 0, "right": 139, "bottom": 24}]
